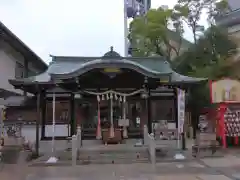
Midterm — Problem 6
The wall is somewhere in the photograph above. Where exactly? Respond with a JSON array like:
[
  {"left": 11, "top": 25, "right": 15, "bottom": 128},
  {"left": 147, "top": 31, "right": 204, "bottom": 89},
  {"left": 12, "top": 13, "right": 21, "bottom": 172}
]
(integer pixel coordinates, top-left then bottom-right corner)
[
  {"left": 6, "top": 100, "right": 70, "bottom": 124},
  {"left": 0, "top": 40, "right": 41, "bottom": 95},
  {"left": 0, "top": 41, "right": 22, "bottom": 94},
  {"left": 6, "top": 108, "right": 37, "bottom": 121}
]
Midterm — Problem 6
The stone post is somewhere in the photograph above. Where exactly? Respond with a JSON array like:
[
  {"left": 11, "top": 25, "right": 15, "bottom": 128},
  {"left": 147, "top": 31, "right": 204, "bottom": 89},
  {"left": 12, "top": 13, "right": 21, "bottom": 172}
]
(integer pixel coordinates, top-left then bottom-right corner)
[
  {"left": 72, "top": 135, "right": 77, "bottom": 166},
  {"left": 76, "top": 125, "right": 82, "bottom": 152},
  {"left": 149, "top": 134, "right": 156, "bottom": 166},
  {"left": 143, "top": 125, "right": 148, "bottom": 145},
  {"left": 17, "top": 150, "right": 29, "bottom": 180}
]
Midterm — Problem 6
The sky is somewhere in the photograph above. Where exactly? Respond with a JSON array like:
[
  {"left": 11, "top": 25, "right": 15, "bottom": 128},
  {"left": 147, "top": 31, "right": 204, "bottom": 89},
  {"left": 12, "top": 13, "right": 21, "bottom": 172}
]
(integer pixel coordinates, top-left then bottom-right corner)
[{"left": 0, "top": 0, "right": 207, "bottom": 63}]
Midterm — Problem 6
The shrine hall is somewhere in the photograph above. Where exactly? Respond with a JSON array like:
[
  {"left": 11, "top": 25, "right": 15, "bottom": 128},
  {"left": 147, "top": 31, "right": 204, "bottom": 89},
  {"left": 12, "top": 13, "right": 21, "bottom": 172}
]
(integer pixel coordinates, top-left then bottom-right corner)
[{"left": 8, "top": 47, "right": 205, "bottom": 152}]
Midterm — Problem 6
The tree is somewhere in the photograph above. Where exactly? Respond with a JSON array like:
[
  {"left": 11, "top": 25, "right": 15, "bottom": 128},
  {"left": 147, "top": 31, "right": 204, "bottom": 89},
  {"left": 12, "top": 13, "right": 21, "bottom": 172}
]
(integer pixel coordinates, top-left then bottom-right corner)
[
  {"left": 173, "top": 0, "right": 228, "bottom": 44},
  {"left": 174, "top": 26, "right": 237, "bottom": 79},
  {"left": 128, "top": 7, "right": 185, "bottom": 61},
  {"left": 173, "top": 26, "right": 237, "bottom": 123}
]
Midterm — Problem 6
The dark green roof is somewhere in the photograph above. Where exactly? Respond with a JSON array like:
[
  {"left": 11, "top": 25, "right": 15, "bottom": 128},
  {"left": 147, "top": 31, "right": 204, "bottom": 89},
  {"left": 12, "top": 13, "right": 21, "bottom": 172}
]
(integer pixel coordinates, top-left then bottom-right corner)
[
  {"left": 9, "top": 52, "right": 206, "bottom": 86},
  {"left": 49, "top": 56, "right": 173, "bottom": 77}
]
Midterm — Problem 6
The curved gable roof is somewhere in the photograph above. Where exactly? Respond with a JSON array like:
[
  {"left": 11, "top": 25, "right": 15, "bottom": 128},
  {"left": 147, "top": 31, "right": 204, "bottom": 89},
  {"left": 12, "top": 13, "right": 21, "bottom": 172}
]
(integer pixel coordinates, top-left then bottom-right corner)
[
  {"left": 9, "top": 55, "right": 206, "bottom": 86},
  {"left": 49, "top": 57, "right": 172, "bottom": 79}
]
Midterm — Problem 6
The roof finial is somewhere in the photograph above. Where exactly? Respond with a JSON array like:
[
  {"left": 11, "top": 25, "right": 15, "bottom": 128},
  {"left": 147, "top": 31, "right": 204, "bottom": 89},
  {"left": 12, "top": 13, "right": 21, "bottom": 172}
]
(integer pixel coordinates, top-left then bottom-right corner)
[{"left": 110, "top": 46, "right": 113, "bottom": 52}]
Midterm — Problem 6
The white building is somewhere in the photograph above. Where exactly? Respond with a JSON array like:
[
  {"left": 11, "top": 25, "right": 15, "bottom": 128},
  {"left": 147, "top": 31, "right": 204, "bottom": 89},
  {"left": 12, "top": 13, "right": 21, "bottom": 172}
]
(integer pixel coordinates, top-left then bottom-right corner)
[{"left": 0, "top": 21, "right": 47, "bottom": 102}]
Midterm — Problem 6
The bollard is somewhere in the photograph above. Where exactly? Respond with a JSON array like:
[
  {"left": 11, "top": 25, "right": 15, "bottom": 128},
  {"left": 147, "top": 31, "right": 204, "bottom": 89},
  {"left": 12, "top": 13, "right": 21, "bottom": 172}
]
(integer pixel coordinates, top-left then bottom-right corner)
[
  {"left": 143, "top": 125, "right": 148, "bottom": 145},
  {"left": 72, "top": 135, "right": 77, "bottom": 166},
  {"left": 149, "top": 135, "right": 156, "bottom": 166},
  {"left": 181, "top": 132, "right": 186, "bottom": 150},
  {"left": 17, "top": 150, "right": 29, "bottom": 180},
  {"left": 76, "top": 126, "right": 82, "bottom": 150},
  {"left": 189, "top": 126, "right": 193, "bottom": 139}
]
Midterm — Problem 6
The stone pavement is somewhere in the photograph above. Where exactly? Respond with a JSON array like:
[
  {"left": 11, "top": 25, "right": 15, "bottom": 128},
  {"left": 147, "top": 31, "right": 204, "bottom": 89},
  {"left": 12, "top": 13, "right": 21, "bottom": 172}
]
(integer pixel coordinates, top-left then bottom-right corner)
[
  {"left": 200, "top": 155, "right": 240, "bottom": 179},
  {"left": 0, "top": 161, "right": 239, "bottom": 180},
  {"left": 1, "top": 154, "right": 240, "bottom": 180}
]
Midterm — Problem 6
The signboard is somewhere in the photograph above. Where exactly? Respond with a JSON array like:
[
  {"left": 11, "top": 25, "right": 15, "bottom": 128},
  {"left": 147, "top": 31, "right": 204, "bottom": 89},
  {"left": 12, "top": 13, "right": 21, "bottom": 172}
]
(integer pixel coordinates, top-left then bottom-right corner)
[
  {"left": 103, "top": 68, "right": 121, "bottom": 73},
  {"left": 177, "top": 88, "right": 185, "bottom": 133},
  {"left": 210, "top": 79, "right": 240, "bottom": 103},
  {"left": 159, "top": 75, "right": 170, "bottom": 83},
  {"left": 224, "top": 104, "right": 240, "bottom": 137},
  {"left": 118, "top": 119, "right": 129, "bottom": 127}
]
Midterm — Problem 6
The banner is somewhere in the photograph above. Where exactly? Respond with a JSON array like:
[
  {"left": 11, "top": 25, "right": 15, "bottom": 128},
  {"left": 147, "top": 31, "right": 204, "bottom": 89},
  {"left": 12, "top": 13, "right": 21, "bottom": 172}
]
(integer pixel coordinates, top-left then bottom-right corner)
[{"left": 177, "top": 88, "right": 185, "bottom": 133}]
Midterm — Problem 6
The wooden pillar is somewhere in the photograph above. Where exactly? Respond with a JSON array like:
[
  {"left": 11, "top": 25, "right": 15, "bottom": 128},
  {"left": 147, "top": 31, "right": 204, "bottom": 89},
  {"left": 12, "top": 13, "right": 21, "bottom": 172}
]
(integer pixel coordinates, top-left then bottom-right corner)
[
  {"left": 41, "top": 91, "right": 46, "bottom": 140},
  {"left": 70, "top": 93, "right": 76, "bottom": 135},
  {"left": 174, "top": 88, "right": 178, "bottom": 129},
  {"left": 23, "top": 59, "right": 28, "bottom": 96},
  {"left": 35, "top": 86, "right": 41, "bottom": 156},
  {"left": 147, "top": 91, "right": 152, "bottom": 133}
]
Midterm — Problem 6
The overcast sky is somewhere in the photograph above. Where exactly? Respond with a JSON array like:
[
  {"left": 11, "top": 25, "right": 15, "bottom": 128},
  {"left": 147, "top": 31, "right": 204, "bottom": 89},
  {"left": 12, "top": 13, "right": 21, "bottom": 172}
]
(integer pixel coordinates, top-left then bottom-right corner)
[{"left": 0, "top": 0, "right": 207, "bottom": 63}]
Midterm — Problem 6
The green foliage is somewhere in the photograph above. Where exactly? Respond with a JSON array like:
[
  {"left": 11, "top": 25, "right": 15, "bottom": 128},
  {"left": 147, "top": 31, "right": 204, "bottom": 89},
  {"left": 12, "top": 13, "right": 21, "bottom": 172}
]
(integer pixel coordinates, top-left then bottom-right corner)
[
  {"left": 128, "top": 0, "right": 232, "bottom": 117},
  {"left": 174, "top": 26, "right": 237, "bottom": 79},
  {"left": 129, "top": 7, "right": 184, "bottom": 60},
  {"left": 173, "top": 0, "right": 229, "bottom": 43},
  {"left": 174, "top": 26, "right": 237, "bottom": 112}
]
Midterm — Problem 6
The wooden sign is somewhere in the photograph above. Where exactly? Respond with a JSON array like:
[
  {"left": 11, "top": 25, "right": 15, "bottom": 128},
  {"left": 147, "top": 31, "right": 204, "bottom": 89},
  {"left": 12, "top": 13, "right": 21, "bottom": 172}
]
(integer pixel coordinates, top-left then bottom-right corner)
[
  {"left": 159, "top": 76, "right": 170, "bottom": 83},
  {"left": 103, "top": 68, "right": 121, "bottom": 73},
  {"left": 118, "top": 119, "right": 129, "bottom": 127}
]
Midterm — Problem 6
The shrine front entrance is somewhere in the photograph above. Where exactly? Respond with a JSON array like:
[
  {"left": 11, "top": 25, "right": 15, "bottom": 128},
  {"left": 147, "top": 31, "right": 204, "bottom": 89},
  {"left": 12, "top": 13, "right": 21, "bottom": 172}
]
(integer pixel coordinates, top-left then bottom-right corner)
[{"left": 80, "top": 96, "right": 147, "bottom": 140}]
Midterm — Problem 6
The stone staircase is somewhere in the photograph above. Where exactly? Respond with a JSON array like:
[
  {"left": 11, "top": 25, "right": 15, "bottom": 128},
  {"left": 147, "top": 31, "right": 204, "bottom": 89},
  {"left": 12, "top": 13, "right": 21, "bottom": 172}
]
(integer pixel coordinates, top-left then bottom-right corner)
[{"left": 78, "top": 146, "right": 149, "bottom": 164}]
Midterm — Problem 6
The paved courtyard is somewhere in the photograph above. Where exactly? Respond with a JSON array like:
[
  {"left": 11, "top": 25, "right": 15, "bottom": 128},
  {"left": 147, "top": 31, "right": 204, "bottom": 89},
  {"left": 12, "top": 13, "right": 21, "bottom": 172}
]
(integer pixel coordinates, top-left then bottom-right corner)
[{"left": 1, "top": 155, "right": 240, "bottom": 180}]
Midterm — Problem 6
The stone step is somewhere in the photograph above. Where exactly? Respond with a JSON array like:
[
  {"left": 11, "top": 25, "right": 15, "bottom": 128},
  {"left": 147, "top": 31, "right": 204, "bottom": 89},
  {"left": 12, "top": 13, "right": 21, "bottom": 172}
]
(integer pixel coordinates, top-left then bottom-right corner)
[
  {"left": 78, "top": 157, "right": 149, "bottom": 165},
  {"left": 79, "top": 146, "right": 148, "bottom": 154},
  {"left": 78, "top": 149, "right": 149, "bottom": 164},
  {"left": 79, "top": 149, "right": 148, "bottom": 154},
  {"left": 79, "top": 152, "right": 149, "bottom": 160}
]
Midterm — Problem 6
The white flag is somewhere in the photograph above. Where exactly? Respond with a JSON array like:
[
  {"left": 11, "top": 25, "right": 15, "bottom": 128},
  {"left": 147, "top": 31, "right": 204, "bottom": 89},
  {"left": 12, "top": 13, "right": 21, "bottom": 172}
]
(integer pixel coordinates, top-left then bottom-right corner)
[{"left": 177, "top": 88, "right": 185, "bottom": 133}]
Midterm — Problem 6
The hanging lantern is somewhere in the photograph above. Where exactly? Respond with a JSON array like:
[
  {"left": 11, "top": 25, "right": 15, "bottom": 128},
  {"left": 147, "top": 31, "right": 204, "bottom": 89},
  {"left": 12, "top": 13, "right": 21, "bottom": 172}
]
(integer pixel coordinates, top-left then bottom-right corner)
[
  {"left": 123, "top": 96, "right": 126, "bottom": 102},
  {"left": 141, "top": 88, "right": 149, "bottom": 99},
  {"left": 119, "top": 96, "right": 122, "bottom": 102},
  {"left": 110, "top": 93, "right": 113, "bottom": 99},
  {"left": 97, "top": 95, "right": 100, "bottom": 102},
  {"left": 102, "top": 94, "right": 105, "bottom": 101},
  {"left": 106, "top": 94, "right": 109, "bottom": 100}
]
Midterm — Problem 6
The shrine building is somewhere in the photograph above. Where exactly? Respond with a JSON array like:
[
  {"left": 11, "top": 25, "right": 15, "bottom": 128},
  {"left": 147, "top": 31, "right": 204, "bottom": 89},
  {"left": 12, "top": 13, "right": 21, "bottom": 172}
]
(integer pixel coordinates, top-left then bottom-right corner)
[{"left": 8, "top": 47, "right": 205, "bottom": 151}]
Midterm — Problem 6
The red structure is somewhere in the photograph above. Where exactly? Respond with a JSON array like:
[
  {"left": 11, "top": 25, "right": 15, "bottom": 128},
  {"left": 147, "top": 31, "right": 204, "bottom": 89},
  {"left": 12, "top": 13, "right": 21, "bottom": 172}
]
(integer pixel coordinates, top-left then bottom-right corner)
[{"left": 209, "top": 80, "right": 240, "bottom": 148}]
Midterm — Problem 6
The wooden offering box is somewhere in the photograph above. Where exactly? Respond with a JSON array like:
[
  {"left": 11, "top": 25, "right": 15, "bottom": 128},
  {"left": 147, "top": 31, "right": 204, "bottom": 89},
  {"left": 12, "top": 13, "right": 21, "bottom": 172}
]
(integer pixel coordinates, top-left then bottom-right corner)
[{"left": 102, "top": 128, "right": 122, "bottom": 144}]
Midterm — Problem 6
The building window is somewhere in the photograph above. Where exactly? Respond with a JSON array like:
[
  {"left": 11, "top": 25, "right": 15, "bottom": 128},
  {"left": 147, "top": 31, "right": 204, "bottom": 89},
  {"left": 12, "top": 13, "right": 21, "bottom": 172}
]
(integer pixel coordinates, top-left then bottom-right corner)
[{"left": 15, "top": 62, "right": 24, "bottom": 79}]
